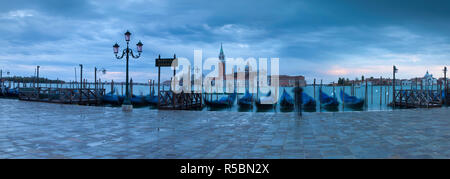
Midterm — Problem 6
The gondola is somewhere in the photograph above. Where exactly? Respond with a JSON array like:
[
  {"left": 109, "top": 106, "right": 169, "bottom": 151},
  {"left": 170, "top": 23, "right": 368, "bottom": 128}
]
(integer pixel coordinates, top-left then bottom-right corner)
[
  {"left": 205, "top": 92, "right": 236, "bottom": 108},
  {"left": 131, "top": 94, "right": 148, "bottom": 106},
  {"left": 279, "top": 89, "right": 294, "bottom": 110},
  {"left": 319, "top": 89, "right": 339, "bottom": 108},
  {"left": 255, "top": 91, "right": 277, "bottom": 110},
  {"left": 237, "top": 89, "right": 253, "bottom": 109},
  {"left": 340, "top": 89, "right": 364, "bottom": 108},
  {"left": 301, "top": 92, "right": 316, "bottom": 109},
  {"left": 102, "top": 90, "right": 121, "bottom": 105},
  {"left": 5, "top": 87, "right": 19, "bottom": 98},
  {"left": 144, "top": 90, "right": 158, "bottom": 105}
]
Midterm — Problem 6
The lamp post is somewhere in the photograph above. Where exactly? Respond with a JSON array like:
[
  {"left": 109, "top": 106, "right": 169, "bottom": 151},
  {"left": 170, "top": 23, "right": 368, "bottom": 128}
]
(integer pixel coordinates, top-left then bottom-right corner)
[
  {"left": 113, "top": 30, "right": 143, "bottom": 111},
  {"left": 94, "top": 67, "right": 107, "bottom": 90},
  {"left": 36, "top": 66, "right": 40, "bottom": 88}
]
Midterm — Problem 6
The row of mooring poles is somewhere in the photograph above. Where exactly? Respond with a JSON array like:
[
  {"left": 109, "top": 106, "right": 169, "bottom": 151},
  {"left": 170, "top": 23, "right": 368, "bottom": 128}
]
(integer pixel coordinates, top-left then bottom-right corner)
[{"left": 149, "top": 80, "right": 155, "bottom": 96}]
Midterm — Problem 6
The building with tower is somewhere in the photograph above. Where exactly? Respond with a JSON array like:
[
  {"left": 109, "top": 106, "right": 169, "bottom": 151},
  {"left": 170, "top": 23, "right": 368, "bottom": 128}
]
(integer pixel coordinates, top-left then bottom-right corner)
[{"left": 218, "top": 43, "right": 226, "bottom": 83}]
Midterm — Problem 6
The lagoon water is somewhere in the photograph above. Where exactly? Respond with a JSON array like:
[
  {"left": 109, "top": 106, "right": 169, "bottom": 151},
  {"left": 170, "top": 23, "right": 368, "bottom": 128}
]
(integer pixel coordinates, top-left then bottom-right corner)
[
  {"left": 11, "top": 82, "right": 444, "bottom": 112},
  {"left": 100, "top": 83, "right": 407, "bottom": 112}
]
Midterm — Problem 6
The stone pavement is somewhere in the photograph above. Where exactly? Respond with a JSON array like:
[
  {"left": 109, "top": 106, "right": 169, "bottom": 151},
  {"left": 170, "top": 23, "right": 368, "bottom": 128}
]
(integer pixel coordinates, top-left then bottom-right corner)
[{"left": 0, "top": 99, "right": 449, "bottom": 159}]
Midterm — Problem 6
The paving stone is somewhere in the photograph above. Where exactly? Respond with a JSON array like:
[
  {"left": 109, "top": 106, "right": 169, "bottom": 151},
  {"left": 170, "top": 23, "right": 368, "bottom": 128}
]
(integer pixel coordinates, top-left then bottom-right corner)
[{"left": 0, "top": 99, "right": 449, "bottom": 159}]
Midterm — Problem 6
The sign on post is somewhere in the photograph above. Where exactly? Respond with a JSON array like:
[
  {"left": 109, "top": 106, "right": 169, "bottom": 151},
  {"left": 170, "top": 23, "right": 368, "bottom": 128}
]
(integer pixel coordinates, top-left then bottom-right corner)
[{"left": 155, "top": 58, "right": 177, "bottom": 67}]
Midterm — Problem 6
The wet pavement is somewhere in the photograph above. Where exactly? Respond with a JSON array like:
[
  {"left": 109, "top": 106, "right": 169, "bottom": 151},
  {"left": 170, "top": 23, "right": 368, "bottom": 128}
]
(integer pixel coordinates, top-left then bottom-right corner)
[{"left": 0, "top": 98, "right": 449, "bottom": 159}]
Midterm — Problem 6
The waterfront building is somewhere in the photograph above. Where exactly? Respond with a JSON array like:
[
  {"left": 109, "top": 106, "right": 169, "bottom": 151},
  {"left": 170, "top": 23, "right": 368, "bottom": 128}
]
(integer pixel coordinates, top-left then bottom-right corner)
[
  {"left": 422, "top": 71, "right": 437, "bottom": 87},
  {"left": 269, "top": 75, "right": 306, "bottom": 87},
  {"left": 401, "top": 80, "right": 412, "bottom": 86},
  {"left": 219, "top": 43, "right": 226, "bottom": 87}
]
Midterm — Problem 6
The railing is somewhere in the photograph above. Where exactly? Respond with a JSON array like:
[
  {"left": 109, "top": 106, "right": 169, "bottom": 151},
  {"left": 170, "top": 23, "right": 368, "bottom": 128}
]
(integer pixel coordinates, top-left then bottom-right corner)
[
  {"left": 18, "top": 87, "right": 105, "bottom": 105},
  {"left": 393, "top": 89, "right": 442, "bottom": 108},
  {"left": 158, "top": 90, "right": 203, "bottom": 110}
]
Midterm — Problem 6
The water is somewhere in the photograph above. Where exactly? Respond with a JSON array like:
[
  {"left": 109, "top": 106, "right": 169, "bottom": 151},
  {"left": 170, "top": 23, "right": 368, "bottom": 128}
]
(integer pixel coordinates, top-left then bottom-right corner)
[
  {"left": 202, "top": 85, "right": 397, "bottom": 113},
  {"left": 6, "top": 82, "right": 445, "bottom": 113}
]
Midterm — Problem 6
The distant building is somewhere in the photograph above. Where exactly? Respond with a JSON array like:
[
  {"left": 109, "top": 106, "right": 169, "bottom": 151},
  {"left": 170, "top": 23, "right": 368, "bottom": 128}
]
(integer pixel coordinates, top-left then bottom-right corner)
[
  {"left": 219, "top": 43, "right": 226, "bottom": 85},
  {"left": 270, "top": 75, "right": 306, "bottom": 87},
  {"left": 438, "top": 78, "right": 450, "bottom": 85},
  {"left": 205, "top": 44, "right": 307, "bottom": 89},
  {"left": 422, "top": 71, "right": 437, "bottom": 86},
  {"left": 400, "top": 80, "right": 412, "bottom": 86}
]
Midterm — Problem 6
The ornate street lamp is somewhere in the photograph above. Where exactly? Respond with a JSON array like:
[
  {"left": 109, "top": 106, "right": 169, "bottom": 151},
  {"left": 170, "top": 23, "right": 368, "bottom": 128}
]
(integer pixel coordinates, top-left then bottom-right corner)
[{"left": 113, "top": 30, "right": 143, "bottom": 111}]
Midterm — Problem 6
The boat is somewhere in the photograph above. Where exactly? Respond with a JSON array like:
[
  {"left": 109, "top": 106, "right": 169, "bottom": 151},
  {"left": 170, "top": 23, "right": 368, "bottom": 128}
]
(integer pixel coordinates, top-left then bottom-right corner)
[
  {"left": 237, "top": 89, "right": 253, "bottom": 108},
  {"left": 301, "top": 92, "right": 316, "bottom": 109},
  {"left": 255, "top": 91, "right": 277, "bottom": 110},
  {"left": 279, "top": 89, "right": 294, "bottom": 110},
  {"left": 205, "top": 92, "right": 236, "bottom": 108},
  {"left": 5, "top": 87, "right": 19, "bottom": 97},
  {"left": 340, "top": 89, "right": 365, "bottom": 108},
  {"left": 102, "top": 89, "right": 121, "bottom": 105},
  {"left": 144, "top": 90, "right": 158, "bottom": 105},
  {"left": 131, "top": 94, "right": 148, "bottom": 106},
  {"left": 319, "top": 89, "right": 339, "bottom": 108}
]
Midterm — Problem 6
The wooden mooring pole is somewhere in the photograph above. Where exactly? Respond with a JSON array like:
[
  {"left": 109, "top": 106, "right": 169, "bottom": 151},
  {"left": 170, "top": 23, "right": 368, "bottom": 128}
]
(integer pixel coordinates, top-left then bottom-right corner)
[
  {"left": 313, "top": 78, "right": 316, "bottom": 100},
  {"left": 130, "top": 78, "right": 133, "bottom": 97},
  {"left": 79, "top": 64, "right": 83, "bottom": 103},
  {"left": 36, "top": 66, "right": 40, "bottom": 88},
  {"left": 332, "top": 81, "right": 335, "bottom": 97},
  {"left": 371, "top": 81, "right": 373, "bottom": 104},
  {"left": 365, "top": 79, "right": 368, "bottom": 108},
  {"left": 150, "top": 80, "right": 152, "bottom": 96},
  {"left": 385, "top": 85, "right": 388, "bottom": 105},
  {"left": 380, "top": 76, "right": 382, "bottom": 106},
  {"left": 94, "top": 67, "right": 97, "bottom": 90},
  {"left": 342, "top": 85, "right": 345, "bottom": 110},
  {"left": 319, "top": 79, "right": 322, "bottom": 107},
  {"left": 111, "top": 80, "right": 114, "bottom": 94}
]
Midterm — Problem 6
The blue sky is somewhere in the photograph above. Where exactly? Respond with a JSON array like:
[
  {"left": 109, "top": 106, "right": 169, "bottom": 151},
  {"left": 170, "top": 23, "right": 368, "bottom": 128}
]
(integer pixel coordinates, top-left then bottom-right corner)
[{"left": 0, "top": 0, "right": 449, "bottom": 83}]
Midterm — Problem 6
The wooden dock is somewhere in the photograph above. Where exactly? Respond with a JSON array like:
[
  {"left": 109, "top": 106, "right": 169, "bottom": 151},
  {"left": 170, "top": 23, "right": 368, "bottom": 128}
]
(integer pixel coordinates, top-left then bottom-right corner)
[
  {"left": 390, "top": 89, "right": 443, "bottom": 108},
  {"left": 158, "top": 90, "right": 203, "bottom": 110},
  {"left": 155, "top": 54, "right": 203, "bottom": 110},
  {"left": 18, "top": 87, "right": 105, "bottom": 105}
]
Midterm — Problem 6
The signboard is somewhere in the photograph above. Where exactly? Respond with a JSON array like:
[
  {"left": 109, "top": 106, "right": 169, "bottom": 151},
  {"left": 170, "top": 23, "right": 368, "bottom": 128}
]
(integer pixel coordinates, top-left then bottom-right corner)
[{"left": 155, "top": 58, "right": 177, "bottom": 67}]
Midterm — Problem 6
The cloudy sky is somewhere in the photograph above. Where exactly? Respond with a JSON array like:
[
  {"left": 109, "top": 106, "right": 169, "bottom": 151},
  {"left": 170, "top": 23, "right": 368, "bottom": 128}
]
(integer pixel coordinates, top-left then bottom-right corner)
[{"left": 0, "top": 0, "right": 449, "bottom": 83}]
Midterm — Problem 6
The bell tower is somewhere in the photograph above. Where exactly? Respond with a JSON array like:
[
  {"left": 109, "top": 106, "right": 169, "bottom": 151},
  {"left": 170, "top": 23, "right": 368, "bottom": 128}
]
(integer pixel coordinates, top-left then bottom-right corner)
[{"left": 219, "top": 43, "right": 225, "bottom": 82}]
